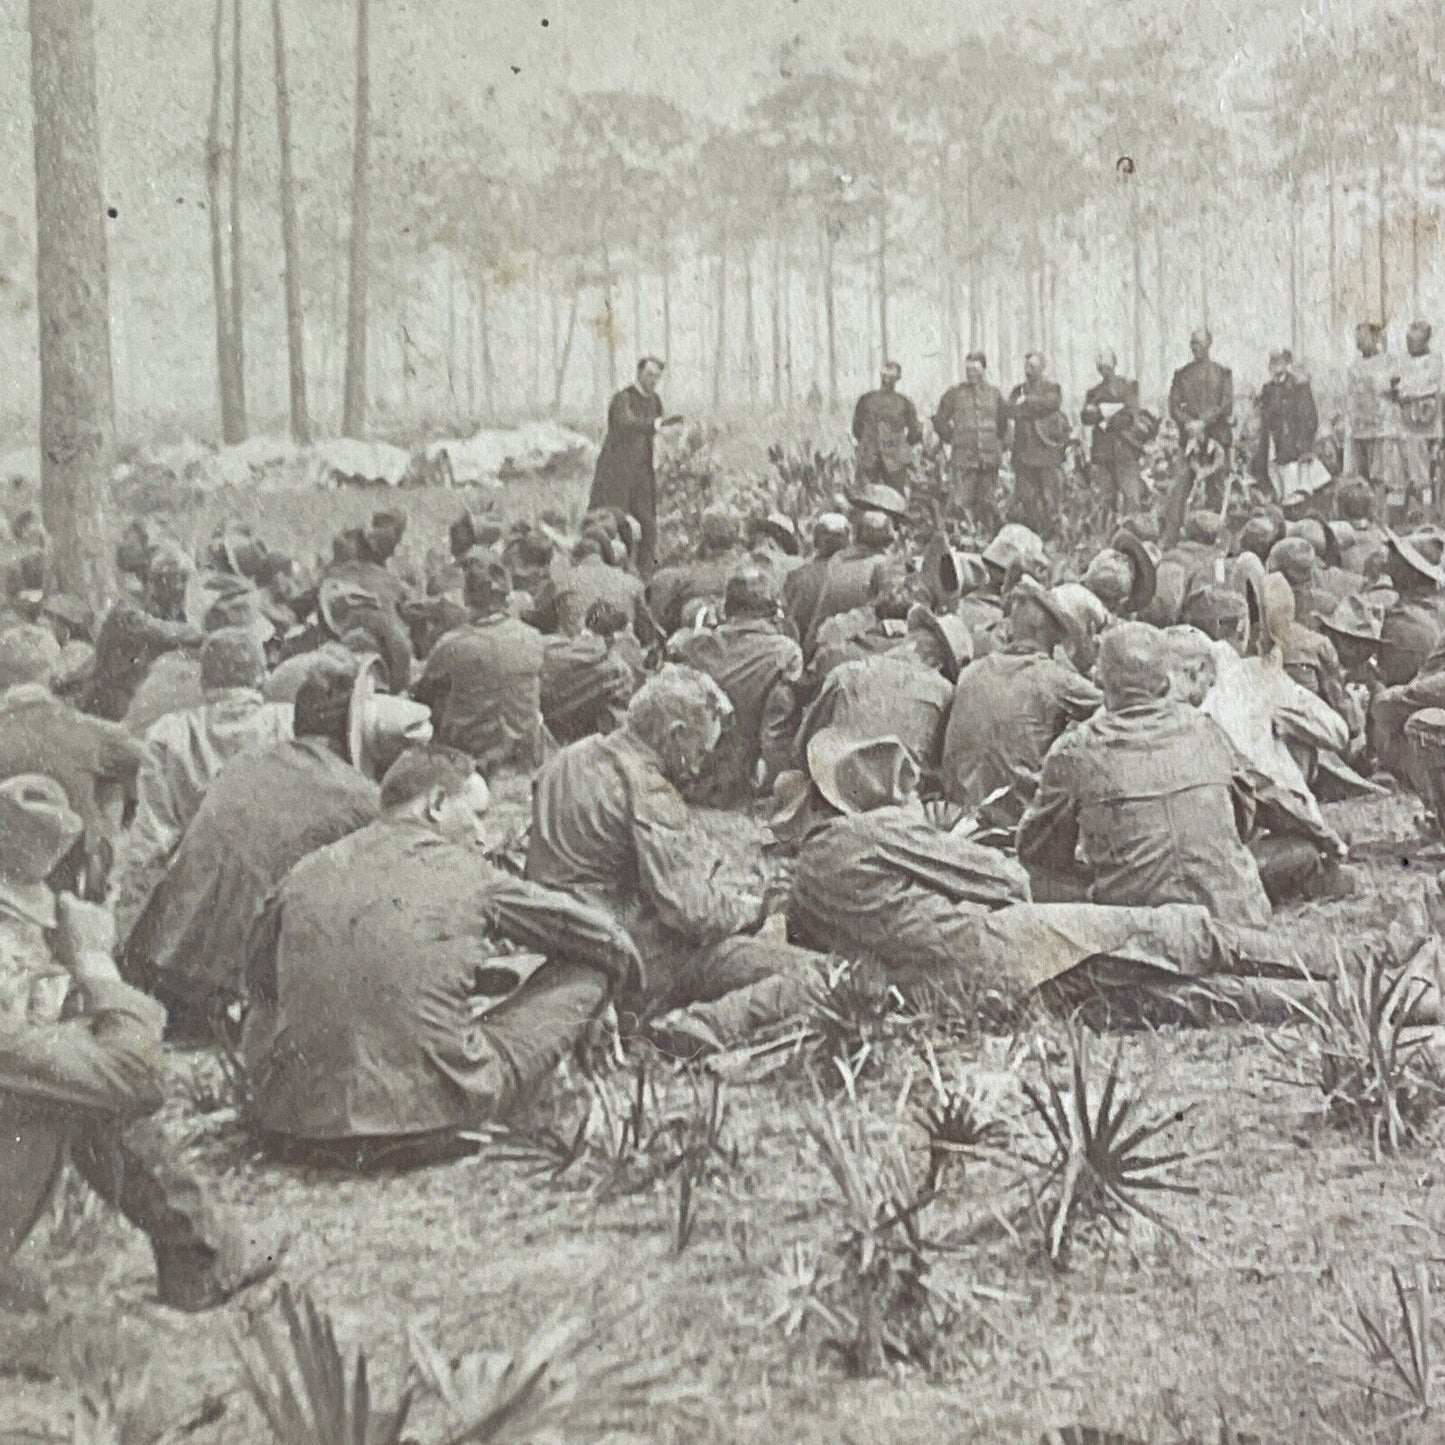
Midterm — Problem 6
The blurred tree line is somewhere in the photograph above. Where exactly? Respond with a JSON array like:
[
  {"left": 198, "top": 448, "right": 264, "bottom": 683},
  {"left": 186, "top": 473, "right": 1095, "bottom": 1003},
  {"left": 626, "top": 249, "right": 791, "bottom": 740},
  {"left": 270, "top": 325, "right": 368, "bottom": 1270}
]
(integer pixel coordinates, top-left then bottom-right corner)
[{"left": 20, "top": 0, "right": 1445, "bottom": 453}]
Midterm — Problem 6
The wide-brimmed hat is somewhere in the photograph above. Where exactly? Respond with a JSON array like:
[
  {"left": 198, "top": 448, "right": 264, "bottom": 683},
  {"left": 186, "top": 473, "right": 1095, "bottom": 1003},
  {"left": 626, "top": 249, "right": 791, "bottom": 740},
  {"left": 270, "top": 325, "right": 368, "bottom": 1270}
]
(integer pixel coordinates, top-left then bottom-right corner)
[
  {"left": 906, "top": 603, "right": 973, "bottom": 681},
  {"left": 1108, "top": 527, "right": 1157, "bottom": 614},
  {"left": 186, "top": 572, "right": 275, "bottom": 648},
  {"left": 0, "top": 623, "right": 61, "bottom": 691},
  {"left": 347, "top": 655, "right": 434, "bottom": 781},
  {"left": 1009, "top": 574, "right": 1080, "bottom": 648},
  {"left": 844, "top": 482, "right": 908, "bottom": 521},
  {"left": 1286, "top": 517, "right": 1342, "bottom": 569},
  {"left": 0, "top": 774, "right": 81, "bottom": 929},
  {"left": 1386, "top": 530, "right": 1445, "bottom": 588},
  {"left": 1318, "top": 591, "right": 1392, "bottom": 644},
  {"left": 755, "top": 511, "right": 801, "bottom": 556},
  {"left": 1047, "top": 582, "right": 1112, "bottom": 641},
  {"left": 919, "top": 531, "right": 988, "bottom": 604},
  {"left": 805, "top": 728, "right": 919, "bottom": 816},
  {"left": 981, "top": 523, "right": 1046, "bottom": 577}
]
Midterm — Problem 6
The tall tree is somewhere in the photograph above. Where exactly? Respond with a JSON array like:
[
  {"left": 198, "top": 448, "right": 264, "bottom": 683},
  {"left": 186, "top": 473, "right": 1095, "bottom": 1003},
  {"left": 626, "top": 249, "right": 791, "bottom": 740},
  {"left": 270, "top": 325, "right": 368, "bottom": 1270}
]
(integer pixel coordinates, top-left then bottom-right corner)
[
  {"left": 30, "top": 0, "right": 115, "bottom": 606},
  {"left": 271, "top": 0, "right": 310, "bottom": 442},
  {"left": 229, "top": 0, "right": 247, "bottom": 431},
  {"left": 206, "top": 0, "right": 244, "bottom": 442},
  {"left": 342, "top": 0, "right": 372, "bottom": 437}
]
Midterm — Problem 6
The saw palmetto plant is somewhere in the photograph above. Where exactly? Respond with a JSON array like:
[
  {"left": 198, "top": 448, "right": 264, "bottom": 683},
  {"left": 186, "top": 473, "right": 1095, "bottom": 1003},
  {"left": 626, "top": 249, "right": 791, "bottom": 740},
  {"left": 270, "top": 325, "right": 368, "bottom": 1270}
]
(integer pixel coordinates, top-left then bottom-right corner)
[
  {"left": 407, "top": 1314, "right": 688, "bottom": 1445},
  {"left": 916, "top": 1044, "right": 1012, "bottom": 1193},
  {"left": 1332, "top": 1263, "right": 1436, "bottom": 1421},
  {"left": 234, "top": 1284, "right": 412, "bottom": 1445},
  {"left": 472, "top": 1059, "right": 737, "bottom": 1250},
  {"left": 808, "top": 957, "right": 906, "bottom": 1093},
  {"left": 1286, "top": 945, "right": 1445, "bottom": 1157},
  {"left": 1019, "top": 1026, "right": 1201, "bottom": 1270},
  {"left": 794, "top": 1096, "right": 956, "bottom": 1376}
]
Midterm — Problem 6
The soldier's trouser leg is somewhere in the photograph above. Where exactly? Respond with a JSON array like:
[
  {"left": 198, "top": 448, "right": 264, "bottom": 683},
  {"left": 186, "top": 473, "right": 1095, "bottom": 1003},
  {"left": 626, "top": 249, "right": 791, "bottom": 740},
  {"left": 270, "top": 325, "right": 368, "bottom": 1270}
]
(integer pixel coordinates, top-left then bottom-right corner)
[
  {"left": 480, "top": 961, "right": 611, "bottom": 1109},
  {"left": 630, "top": 482, "right": 658, "bottom": 577},
  {"left": 642, "top": 933, "right": 823, "bottom": 1019},
  {"left": 1108, "top": 455, "right": 1144, "bottom": 514},
  {"left": 1010, "top": 466, "right": 1058, "bottom": 536},
  {"left": 1248, "top": 834, "right": 1326, "bottom": 906},
  {"left": 965, "top": 467, "right": 1001, "bottom": 535},
  {"left": 69, "top": 1116, "right": 254, "bottom": 1310}
]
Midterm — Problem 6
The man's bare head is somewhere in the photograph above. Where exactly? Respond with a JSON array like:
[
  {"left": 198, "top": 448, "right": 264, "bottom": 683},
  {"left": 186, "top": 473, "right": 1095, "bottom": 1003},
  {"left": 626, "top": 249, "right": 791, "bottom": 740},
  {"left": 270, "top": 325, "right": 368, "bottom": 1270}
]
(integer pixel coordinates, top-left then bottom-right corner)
[
  {"left": 380, "top": 744, "right": 489, "bottom": 844},
  {"left": 625, "top": 665, "right": 733, "bottom": 788}
]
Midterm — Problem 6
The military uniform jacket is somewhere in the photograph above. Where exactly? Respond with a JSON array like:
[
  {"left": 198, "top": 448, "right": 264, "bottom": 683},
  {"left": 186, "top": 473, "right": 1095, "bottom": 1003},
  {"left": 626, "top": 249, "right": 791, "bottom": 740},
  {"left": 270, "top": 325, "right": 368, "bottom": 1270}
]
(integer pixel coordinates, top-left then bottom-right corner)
[
  {"left": 241, "top": 817, "right": 638, "bottom": 1141},
  {"left": 1168, "top": 358, "right": 1234, "bottom": 448},
  {"left": 933, "top": 380, "right": 1008, "bottom": 469},
  {"left": 1017, "top": 699, "right": 1272, "bottom": 926}
]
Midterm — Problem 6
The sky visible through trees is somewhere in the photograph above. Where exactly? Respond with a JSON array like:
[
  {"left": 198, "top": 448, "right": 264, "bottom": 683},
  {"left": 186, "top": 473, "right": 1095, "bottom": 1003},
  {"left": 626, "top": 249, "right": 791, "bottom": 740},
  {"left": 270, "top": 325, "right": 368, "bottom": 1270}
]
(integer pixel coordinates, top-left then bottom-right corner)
[{"left": 4, "top": 0, "right": 1445, "bottom": 439}]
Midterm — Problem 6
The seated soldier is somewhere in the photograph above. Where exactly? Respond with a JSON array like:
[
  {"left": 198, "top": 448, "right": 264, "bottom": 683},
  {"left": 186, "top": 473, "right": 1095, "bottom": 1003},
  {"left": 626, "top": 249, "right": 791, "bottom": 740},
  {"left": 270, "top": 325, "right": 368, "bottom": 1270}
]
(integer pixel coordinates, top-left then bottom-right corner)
[
  {"left": 526, "top": 666, "right": 821, "bottom": 1020},
  {"left": 807, "top": 561, "right": 919, "bottom": 683},
  {"left": 539, "top": 528, "right": 646, "bottom": 639},
  {"left": 797, "top": 604, "right": 969, "bottom": 789},
  {"left": 783, "top": 513, "right": 852, "bottom": 646},
  {"left": 940, "top": 577, "right": 1102, "bottom": 816},
  {"left": 1019, "top": 624, "right": 1275, "bottom": 922},
  {"left": 122, "top": 656, "right": 381, "bottom": 1037},
  {"left": 121, "top": 628, "right": 293, "bottom": 908},
  {"left": 669, "top": 565, "right": 803, "bottom": 806},
  {"left": 413, "top": 550, "right": 549, "bottom": 779},
  {"left": 241, "top": 747, "right": 639, "bottom": 1170},
  {"left": 1, "top": 775, "right": 270, "bottom": 1311},
  {"left": 0, "top": 623, "right": 145, "bottom": 899},
  {"left": 804, "top": 509, "right": 899, "bottom": 642},
  {"left": 786, "top": 730, "right": 1298, "bottom": 1020},
  {"left": 539, "top": 599, "right": 646, "bottom": 744},
  {"left": 647, "top": 507, "right": 745, "bottom": 636}
]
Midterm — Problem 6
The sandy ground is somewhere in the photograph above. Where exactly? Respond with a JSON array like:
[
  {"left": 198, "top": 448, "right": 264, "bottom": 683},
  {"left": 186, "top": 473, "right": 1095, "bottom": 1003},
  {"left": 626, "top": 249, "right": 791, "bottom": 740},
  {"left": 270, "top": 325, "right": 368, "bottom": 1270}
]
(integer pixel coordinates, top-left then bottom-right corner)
[{"left": 3, "top": 793, "right": 1445, "bottom": 1444}]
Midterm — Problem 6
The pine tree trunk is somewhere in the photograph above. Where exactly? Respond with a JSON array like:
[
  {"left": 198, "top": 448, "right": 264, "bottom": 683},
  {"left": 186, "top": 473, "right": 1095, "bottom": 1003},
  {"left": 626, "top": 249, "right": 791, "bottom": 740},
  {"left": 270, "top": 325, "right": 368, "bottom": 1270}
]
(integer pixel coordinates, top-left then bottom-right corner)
[
  {"left": 876, "top": 204, "right": 889, "bottom": 364},
  {"left": 478, "top": 271, "right": 494, "bottom": 421},
  {"left": 600, "top": 243, "right": 618, "bottom": 395},
  {"left": 1154, "top": 213, "right": 1166, "bottom": 398},
  {"left": 465, "top": 278, "right": 477, "bottom": 419},
  {"left": 341, "top": 0, "right": 371, "bottom": 437},
  {"left": 207, "top": 0, "right": 244, "bottom": 443},
  {"left": 445, "top": 254, "right": 458, "bottom": 409},
  {"left": 1289, "top": 181, "right": 1300, "bottom": 358},
  {"left": 30, "top": 0, "right": 115, "bottom": 606},
  {"left": 1130, "top": 184, "right": 1143, "bottom": 381},
  {"left": 551, "top": 277, "right": 578, "bottom": 414},
  {"left": 661, "top": 243, "right": 672, "bottom": 365},
  {"left": 1326, "top": 149, "right": 1338, "bottom": 335},
  {"left": 783, "top": 250, "right": 794, "bottom": 407},
  {"left": 271, "top": 0, "right": 309, "bottom": 442},
  {"left": 770, "top": 230, "right": 782, "bottom": 408},
  {"left": 229, "top": 0, "right": 247, "bottom": 432},
  {"left": 712, "top": 232, "right": 728, "bottom": 411},
  {"left": 1376, "top": 159, "right": 1388, "bottom": 324},
  {"left": 823, "top": 220, "right": 838, "bottom": 411},
  {"left": 743, "top": 243, "right": 758, "bottom": 402}
]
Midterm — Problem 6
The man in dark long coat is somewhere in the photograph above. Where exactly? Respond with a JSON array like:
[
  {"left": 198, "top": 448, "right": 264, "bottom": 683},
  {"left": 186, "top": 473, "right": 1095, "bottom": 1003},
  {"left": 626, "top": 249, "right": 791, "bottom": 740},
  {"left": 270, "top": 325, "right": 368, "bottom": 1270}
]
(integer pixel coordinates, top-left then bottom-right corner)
[{"left": 588, "top": 357, "right": 671, "bottom": 576}]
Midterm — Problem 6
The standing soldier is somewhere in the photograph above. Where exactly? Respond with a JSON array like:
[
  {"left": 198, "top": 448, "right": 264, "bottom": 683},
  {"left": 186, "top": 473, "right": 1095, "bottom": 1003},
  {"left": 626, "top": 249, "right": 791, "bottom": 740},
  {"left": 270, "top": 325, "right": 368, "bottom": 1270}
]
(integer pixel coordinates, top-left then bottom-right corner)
[
  {"left": 1390, "top": 321, "right": 1444, "bottom": 522},
  {"left": 1251, "top": 348, "right": 1319, "bottom": 502},
  {"left": 1080, "top": 346, "right": 1142, "bottom": 522},
  {"left": 587, "top": 357, "right": 680, "bottom": 577},
  {"left": 851, "top": 361, "right": 922, "bottom": 489},
  {"left": 1345, "top": 322, "right": 1396, "bottom": 504},
  {"left": 933, "top": 351, "right": 1009, "bottom": 535},
  {"left": 1164, "top": 328, "right": 1234, "bottom": 543},
  {"left": 1007, "top": 352, "right": 1069, "bottom": 539}
]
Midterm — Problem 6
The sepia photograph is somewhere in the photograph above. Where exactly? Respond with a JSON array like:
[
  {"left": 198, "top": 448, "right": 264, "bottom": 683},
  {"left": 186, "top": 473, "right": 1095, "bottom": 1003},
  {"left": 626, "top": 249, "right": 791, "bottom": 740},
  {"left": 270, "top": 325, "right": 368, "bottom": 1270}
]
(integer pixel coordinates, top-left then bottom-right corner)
[{"left": 5, "top": 0, "right": 1445, "bottom": 1439}]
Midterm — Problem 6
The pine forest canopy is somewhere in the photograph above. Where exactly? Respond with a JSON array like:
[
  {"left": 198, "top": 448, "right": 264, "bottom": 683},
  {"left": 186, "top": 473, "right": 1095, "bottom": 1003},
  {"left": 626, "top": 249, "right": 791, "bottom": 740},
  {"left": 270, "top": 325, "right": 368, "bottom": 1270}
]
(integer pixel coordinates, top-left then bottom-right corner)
[{"left": 7, "top": 0, "right": 1445, "bottom": 441}]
